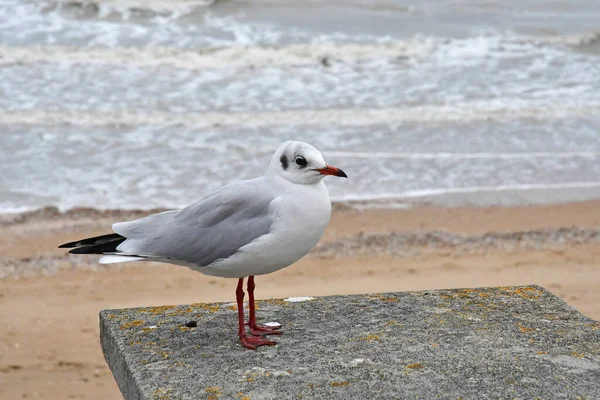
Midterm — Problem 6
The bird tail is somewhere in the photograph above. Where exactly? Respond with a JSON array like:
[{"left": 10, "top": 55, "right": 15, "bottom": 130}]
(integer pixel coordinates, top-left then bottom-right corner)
[
  {"left": 59, "top": 233, "right": 127, "bottom": 254},
  {"left": 59, "top": 233, "right": 147, "bottom": 264}
]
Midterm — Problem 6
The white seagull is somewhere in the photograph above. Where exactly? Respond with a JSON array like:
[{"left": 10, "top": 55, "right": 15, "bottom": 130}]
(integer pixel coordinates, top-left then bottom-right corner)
[{"left": 59, "top": 141, "right": 347, "bottom": 349}]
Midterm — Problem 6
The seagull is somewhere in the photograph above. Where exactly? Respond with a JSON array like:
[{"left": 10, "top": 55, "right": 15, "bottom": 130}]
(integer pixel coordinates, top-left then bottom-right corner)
[{"left": 59, "top": 141, "right": 347, "bottom": 349}]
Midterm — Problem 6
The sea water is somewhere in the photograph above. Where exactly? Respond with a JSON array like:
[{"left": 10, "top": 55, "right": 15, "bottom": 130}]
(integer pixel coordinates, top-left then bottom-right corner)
[{"left": 1, "top": 0, "right": 599, "bottom": 212}]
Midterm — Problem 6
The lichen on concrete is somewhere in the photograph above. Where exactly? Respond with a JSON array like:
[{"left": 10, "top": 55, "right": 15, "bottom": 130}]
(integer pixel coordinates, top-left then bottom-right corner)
[{"left": 100, "top": 285, "right": 600, "bottom": 399}]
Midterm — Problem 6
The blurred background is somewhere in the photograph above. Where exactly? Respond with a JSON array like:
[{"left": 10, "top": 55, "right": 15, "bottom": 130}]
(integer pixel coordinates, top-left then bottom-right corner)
[
  {"left": 1, "top": 1, "right": 600, "bottom": 399},
  {"left": 2, "top": 0, "right": 600, "bottom": 212}
]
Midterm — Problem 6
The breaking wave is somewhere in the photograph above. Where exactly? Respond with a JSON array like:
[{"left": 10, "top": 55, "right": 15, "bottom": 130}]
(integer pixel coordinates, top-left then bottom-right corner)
[
  {"left": 3, "top": 101, "right": 600, "bottom": 127},
  {"left": 1, "top": 30, "right": 598, "bottom": 69}
]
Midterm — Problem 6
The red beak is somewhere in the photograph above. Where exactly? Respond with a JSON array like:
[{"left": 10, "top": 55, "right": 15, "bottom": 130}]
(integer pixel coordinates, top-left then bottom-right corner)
[{"left": 315, "top": 165, "right": 348, "bottom": 178}]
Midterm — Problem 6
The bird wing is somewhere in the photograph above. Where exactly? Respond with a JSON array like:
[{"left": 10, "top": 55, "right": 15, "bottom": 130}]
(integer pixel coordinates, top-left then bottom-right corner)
[
  {"left": 112, "top": 210, "right": 179, "bottom": 238},
  {"left": 115, "top": 178, "right": 278, "bottom": 267}
]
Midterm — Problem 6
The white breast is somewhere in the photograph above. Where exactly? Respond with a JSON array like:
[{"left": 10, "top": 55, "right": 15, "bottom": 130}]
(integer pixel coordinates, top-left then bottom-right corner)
[{"left": 199, "top": 181, "right": 332, "bottom": 278}]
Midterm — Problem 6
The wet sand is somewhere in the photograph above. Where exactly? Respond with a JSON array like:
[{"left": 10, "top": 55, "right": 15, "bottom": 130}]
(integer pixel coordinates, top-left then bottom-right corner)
[{"left": 1, "top": 201, "right": 600, "bottom": 399}]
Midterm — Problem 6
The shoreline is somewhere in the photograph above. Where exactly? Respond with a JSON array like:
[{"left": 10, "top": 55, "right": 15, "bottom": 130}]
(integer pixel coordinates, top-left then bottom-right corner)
[{"left": 4, "top": 193, "right": 600, "bottom": 223}]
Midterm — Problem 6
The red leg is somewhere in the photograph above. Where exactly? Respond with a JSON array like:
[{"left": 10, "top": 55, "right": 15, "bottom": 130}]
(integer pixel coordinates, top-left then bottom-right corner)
[
  {"left": 247, "top": 276, "right": 283, "bottom": 336},
  {"left": 236, "top": 277, "right": 277, "bottom": 349}
]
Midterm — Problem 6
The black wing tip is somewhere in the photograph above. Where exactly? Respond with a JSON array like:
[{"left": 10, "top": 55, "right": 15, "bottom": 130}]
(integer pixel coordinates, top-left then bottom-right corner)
[{"left": 58, "top": 233, "right": 126, "bottom": 253}]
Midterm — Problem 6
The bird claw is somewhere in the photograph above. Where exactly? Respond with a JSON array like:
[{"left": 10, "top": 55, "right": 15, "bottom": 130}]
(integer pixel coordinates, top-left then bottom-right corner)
[
  {"left": 240, "top": 335, "right": 277, "bottom": 350},
  {"left": 248, "top": 324, "right": 283, "bottom": 336}
]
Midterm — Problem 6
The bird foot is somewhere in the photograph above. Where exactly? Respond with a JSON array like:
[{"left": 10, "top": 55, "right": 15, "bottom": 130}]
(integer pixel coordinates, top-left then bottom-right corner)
[
  {"left": 240, "top": 335, "right": 277, "bottom": 350},
  {"left": 248, "top": 324, "right": 283, "bottom": 336}
]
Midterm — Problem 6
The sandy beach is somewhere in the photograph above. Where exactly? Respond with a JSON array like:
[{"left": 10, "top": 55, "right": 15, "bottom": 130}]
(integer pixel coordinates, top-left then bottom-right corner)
[{"left": 1, "top": 201, "right": 599, "bottom": 399}]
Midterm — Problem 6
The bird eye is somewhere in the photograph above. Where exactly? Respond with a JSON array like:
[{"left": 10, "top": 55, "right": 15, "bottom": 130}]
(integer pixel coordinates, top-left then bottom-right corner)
[{"left": 295, "top": 156, "right": 307, "bottom": 167}]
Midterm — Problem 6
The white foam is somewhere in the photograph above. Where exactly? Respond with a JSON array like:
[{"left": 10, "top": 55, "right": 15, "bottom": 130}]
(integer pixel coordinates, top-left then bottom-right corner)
[
  {"left": 0, "top": 40, "right": 432, "bottom": 69},
  {"left": 2, "top": 31, "right": 593, "bottom": 70},
  {"left": 4, "top": 101, "right": 600, "bottom": 128},
  {"left": 0, "top": 0, "right": 295, "bottom": 49}
]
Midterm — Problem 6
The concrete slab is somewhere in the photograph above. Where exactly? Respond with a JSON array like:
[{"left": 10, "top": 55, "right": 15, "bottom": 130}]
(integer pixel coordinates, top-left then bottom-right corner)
[{"left": 100, "top": 285, "right": 600, "bottom": 399}]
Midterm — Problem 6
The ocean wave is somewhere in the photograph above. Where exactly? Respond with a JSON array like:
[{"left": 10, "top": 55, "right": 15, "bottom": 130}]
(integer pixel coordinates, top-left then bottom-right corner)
[
  {"left": 34, "top": 0, "right": 442, "bottom": 19},
  {"left": 3, "top": 101, "right": 600, "bottom": 127},
  {"left": 41, "top": 0, "right": 216, "bottom": 17},
  {"left": 0, "top": 39, "right": 433, "bottom": 69},
  {"left": 223, "top": 0, "right": 414, "bottom": 10},
  {"left": 326, "top": 151, "right": 600, "bottom": 160},
  {"left": 43, "top": 0, "right": 417, "bottom": 15},
  {"left": 331, "top": 181, "right": 600, "bottom": 203},
  {"left": 1, "top": 30, "right": 597, "bottom": 69},
  {"left": 537, "top": 31, "right": 600, "bottom": 49}
]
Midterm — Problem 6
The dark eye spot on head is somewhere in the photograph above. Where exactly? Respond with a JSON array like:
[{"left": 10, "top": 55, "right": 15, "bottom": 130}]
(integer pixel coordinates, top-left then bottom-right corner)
[
  {"left": 280, "top": 154, "right": 288, "bottom": 170},
  {"left": 295, "top": 156, "right": 307, "bottom": 168}
]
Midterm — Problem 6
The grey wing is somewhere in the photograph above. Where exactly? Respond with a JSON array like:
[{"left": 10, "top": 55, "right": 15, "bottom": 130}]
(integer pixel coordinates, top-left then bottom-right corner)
[
  {"left": 113, "top": 210, "right": 179, "bottom": 238},
  {"left": 116, "top": 179, "right": 277, "bottom": 267}
]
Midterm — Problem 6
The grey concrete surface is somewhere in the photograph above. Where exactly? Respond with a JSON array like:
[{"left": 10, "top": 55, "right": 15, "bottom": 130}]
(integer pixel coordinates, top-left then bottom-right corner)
[{"left": 100, "top": 285, "right": 600, "bottom": 399}]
